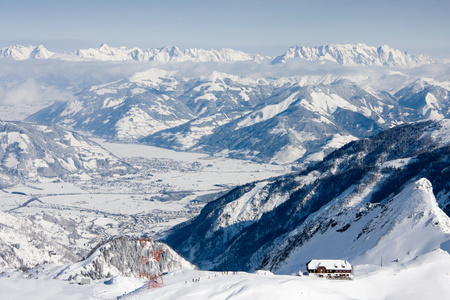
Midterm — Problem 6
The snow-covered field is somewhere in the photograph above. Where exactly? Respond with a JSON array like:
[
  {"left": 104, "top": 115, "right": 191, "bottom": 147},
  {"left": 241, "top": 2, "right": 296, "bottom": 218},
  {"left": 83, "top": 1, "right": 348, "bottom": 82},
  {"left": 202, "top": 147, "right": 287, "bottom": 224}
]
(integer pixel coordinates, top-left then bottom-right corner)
[
  {"left": 0, "top": 141, "right": 286, "bottom": 253},
  {"left": 97, "top": 139, "right": 287, "bottom": 191},
  {"left": 1, "top": 249, "right": 449, "bottom": 300}
]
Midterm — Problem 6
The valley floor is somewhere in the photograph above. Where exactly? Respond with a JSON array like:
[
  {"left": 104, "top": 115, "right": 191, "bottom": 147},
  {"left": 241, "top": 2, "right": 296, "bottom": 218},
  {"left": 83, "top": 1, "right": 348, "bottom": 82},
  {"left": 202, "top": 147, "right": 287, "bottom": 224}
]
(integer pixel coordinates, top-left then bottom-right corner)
[
  {"left": 1, "top": 249, "right": 449, "bottom": 300},
  {"left": 0, "top": 141, "right": 286, "bottom": 253}
]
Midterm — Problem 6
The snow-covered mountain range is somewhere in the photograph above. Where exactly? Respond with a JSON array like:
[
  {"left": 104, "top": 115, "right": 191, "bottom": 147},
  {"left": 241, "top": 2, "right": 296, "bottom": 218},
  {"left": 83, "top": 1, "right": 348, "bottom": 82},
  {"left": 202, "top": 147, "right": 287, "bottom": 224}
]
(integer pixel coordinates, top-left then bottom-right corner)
[
  {"left": 272, "top": 43, "right": 435, "bottom": 66},
  {"left": 27, "top": 68, "right": 450, "bottom": 164},
  {"left": 0, "top": 43, "right": 434, "bottom": 66},
  {"left": 0, "top": 44, "right": 265, "bottom": 63},
  {"left": 165, "top": 120, "right": 450, "bottom": 272}
]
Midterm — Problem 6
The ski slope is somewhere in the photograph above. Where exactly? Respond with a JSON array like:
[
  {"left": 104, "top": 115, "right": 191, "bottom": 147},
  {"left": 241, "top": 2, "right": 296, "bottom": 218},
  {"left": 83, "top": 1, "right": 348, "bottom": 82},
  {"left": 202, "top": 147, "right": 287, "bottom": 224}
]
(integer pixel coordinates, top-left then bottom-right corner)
[{"left": 0, "top": 249, "right": 449, "bottom": 300}]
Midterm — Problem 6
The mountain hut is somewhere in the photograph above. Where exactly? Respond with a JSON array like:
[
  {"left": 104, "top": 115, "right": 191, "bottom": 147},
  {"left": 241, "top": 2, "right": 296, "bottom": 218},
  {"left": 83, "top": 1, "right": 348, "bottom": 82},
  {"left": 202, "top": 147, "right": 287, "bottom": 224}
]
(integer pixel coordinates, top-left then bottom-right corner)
[{"left": 306, "top": 259, "right": 354, "bottom": 279}]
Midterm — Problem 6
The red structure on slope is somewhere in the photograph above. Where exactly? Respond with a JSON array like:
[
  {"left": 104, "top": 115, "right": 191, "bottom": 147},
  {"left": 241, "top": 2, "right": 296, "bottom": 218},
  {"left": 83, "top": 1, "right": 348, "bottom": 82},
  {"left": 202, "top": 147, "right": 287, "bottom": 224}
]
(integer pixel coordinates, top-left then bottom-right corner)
[{"left": 138, "top": 237, "right": 165, "bottom": 289}]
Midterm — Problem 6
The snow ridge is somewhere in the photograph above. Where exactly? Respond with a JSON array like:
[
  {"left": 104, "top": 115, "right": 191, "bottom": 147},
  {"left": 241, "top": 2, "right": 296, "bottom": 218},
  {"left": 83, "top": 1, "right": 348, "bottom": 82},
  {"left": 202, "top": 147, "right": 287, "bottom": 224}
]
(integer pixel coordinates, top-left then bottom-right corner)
[
  {"left": 272, "top": 43, "right": 434, "bottom": 66},
  {"left": 0, "top": 43, "right": 435, "bottom": 66},
  {"left": 0, "top": 44, "right": 264, "bottom": 63}
]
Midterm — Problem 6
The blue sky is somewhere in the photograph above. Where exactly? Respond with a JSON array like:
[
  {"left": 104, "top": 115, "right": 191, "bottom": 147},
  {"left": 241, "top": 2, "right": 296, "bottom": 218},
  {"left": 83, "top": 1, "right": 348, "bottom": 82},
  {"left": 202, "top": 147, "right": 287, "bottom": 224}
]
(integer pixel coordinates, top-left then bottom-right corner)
[{"left": 1, "top": 0, "right": 449, "bottom": 58}]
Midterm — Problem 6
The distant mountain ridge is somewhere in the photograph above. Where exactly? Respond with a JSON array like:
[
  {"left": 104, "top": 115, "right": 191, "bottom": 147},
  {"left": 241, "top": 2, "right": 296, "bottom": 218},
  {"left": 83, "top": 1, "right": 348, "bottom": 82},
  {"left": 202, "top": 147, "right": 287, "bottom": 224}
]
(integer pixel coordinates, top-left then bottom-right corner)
[
  {"left": 0, "top": 44, "right": 265, "bottom": 63},
  {"left": 0, "top": 43, "right": 435, "bottom": 66},
  {"left": 272, "top": 43, "right": 435, "bottom": 66}
]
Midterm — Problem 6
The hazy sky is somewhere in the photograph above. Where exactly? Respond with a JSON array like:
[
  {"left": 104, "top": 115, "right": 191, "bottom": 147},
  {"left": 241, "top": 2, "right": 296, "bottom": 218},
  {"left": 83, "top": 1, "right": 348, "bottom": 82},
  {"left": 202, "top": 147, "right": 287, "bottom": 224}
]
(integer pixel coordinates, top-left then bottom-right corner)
[{"left": 1, "top": 0, "right": 449, "bottom": 59}]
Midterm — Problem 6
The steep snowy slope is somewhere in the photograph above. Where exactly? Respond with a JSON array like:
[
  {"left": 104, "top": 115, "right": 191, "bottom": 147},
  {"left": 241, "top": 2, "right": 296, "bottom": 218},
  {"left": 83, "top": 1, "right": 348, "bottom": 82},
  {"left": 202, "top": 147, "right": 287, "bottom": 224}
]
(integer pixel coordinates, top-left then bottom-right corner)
[
  {"left": 0, "top": 210, "right": 77, "bottom": 270},
  {"left": 165, "top": 120, "right": 450, "bottom": 272},
  {"left": 0, "top": 121, "right": 133, "bottom": 187},
  {"left": 271, "top": 178, "right": 450, "bottom": 274}
]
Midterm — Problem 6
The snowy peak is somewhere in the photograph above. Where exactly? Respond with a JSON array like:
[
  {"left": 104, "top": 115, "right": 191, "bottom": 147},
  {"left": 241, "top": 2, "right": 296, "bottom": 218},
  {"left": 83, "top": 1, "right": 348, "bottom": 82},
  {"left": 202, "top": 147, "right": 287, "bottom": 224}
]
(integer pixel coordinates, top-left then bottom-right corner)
[
  {"left": 350, "top": 177, "right": 450, "bottom": 265},
  {"left": 0, "top": 45, "right": 55, "bottom": 60},
  {"left": 272, "top": 177, "right": 450, "bottom": 274},
  {"left": 98, "top": 43, "right": 112, "bottom": 52},
  {"left": 48, "top": 237, "right": 195, "bottom": 281},
  {"left": 272, "top": 43, "right": 434, "bottom": 66},
  {"left": 128, "top": 68, "right": 178, "bottom": 86},
  {"left": 399, "top": 178, "right": 450, "bottom": 233},
  {"left": 402, "top": 78, "right": 450, "bottom": 93},
  {"left": 375, "top": 178, "right": 450, "bottom": 237},
  {"left": 74, "top": 43, "right": 141, "bottom": 61},
  {"left": 395, "top": 78, "right": 450, "bottom": 119}
]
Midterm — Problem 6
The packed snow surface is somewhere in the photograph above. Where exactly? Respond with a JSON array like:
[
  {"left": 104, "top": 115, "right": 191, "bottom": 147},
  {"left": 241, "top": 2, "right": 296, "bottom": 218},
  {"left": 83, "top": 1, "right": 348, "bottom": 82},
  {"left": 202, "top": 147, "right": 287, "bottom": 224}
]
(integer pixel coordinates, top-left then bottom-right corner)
[{"left": 0, "top": 250, "right": 449, "bottom": 299}]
